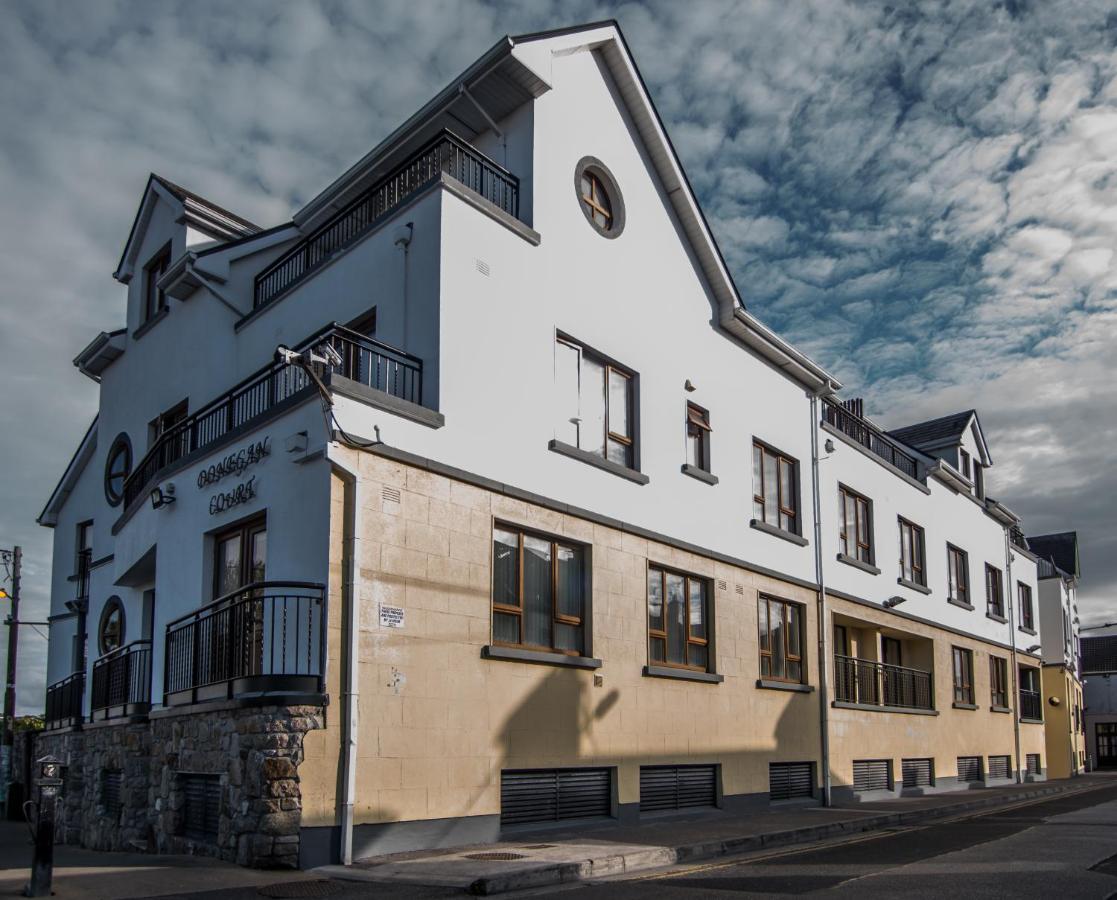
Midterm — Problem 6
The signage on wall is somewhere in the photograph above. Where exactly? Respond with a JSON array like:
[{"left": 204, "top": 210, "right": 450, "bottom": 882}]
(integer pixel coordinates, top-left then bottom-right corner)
[
  {"left": 209, "top": 476, "right": 257, "bottom": 516},
  {"left": 197, "top": 437, "right": 270, "bottom": 489},
  {"left": 379, "top": 604, "right": 405, "bottom": 629}
]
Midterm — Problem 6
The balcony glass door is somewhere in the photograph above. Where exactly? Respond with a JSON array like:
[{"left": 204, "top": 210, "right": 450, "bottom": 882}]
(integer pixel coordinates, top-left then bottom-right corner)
[{"left": 211, "top": 516, "right": 267, "bottom": 682}]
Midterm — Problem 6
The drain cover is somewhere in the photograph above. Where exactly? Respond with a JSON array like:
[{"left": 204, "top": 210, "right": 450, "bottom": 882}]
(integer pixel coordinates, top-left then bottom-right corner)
[
  {"left": 257, "top": 881, "right": 343, "bottom": 899},
  {"left": 464, "top": 851, "right": 526, "bottom": 861},
  {"left": 520, "top": 844, "right": 556, "bottom": 850}
]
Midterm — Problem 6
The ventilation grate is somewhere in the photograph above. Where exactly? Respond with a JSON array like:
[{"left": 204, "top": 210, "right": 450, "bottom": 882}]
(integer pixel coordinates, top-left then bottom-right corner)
[
  {"left": 853, "top": 759, "right": 892, "bottom": 792},
  {"left": 382, "top": 486, "right": 401, "bottom": 504},
  {"left": 717, "top": 579, "right": 728, "bottom": 592},
  {"left": 735, "top": 584, "right": 745, "bottom": 595},
  {"left": 500, "top": 768, "right": 611, "bottom": 826},
  {"left": 769, "top": 762, "right": 813, "bottom": 801},
  {"left": 901, "top": 758, "right": 933, "bottom": 788},
  {"left": 475, "top": 259, "right": 491, "bottom": 277},
  {"left": 639, "top": 765, "right": 717, "bottom": 813},
  {"left": 181, "top": 773, "right": 222, "bottom": 843},
  {"left": 957, "top": 756, "right": 983, "bottom": 783},
  {"left": 465, "top": 851, "right": 525, "bottom": 861},
  {"left": 257, "top": 882, "right": 343, "bottom": 899},
  {"left": 1026, "top": 753, "right": 1041, "bottom": 775},
  {"left": 101, "top": 770, "right": 123, "bottom": 817},
  {"left": 987, "top": 755, "right": 1011, "bottom": 780}
]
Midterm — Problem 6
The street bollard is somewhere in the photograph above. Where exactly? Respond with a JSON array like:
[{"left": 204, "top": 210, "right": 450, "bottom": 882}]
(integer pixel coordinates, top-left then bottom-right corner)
[{"left": 24, "top": 755, "right": 61, "bottom": 898}]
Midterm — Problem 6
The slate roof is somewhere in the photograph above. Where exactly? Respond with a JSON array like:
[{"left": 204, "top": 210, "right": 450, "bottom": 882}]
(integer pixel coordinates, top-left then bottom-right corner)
[
  {"left": 1082, "top": 635, "right": 1117, "bottom": 673},
  {"left": 888, "top": 410, "right": 975, "bottom": 450},
  {"left": 1029, "top": 531, "right": 1080, "bottom": 579}
]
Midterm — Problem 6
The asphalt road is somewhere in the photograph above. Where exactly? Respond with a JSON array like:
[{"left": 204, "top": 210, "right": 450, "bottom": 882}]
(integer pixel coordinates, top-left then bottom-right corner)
[{"left": 570, "top": 783, "right": 1117, "bottom": 899}]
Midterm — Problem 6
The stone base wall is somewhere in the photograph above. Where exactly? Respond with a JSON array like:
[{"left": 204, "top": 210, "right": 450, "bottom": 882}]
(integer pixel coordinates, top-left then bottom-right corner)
[{"left": 36, "top": 703, "right": 324, "bottom": 869}]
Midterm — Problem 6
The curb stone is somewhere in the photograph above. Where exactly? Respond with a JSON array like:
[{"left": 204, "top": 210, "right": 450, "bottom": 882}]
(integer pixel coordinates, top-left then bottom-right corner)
[{"left": 466, "top": 781, "right": 1105, "bottom": 895}]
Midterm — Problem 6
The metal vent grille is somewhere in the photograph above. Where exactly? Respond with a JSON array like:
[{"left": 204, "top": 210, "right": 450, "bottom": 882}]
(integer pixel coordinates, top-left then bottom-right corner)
[
  {"left": 987, "top": 755, "right": 1011, "bottom": 779},
  {"left": 500, "top": 768, "right": 611, "bottom": 826},
  {"left": 957, "top": 756, "right": 983, "bottom": 782},
  {"left": 181, "top": 773, "right": 222, "bottom": 843},
  {"left": 901, "top": 758, "right": 933, "bottom": 788},
  {"left": 1026, "top": 753, "right": 1041, "bottom": 775},
  {"left": 101, "top": 769, "right": 123, "bottom": 816},
  {"left": 735, "top": 584, "right": 745, "bottom": 595},
  {"left": 717, "top": 580, "right": 728, "bottom": 592},
  {"left": 475, "top": 259, "right": 491, "bottom": 277},
  {"left": 639, "top": 765, "right": 717, "bottom": 812},
  {"left": 382, "top": 486, "right": 401, "bottom": 504},
  {"left": 769, "top": 762, "right": 813, "bottom": 801},
  {"left": 853, "top": 759, "right": 892, "bottom": 792}
]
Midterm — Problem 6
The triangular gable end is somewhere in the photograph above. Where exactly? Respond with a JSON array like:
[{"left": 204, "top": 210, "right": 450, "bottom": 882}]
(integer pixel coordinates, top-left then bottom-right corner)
[{"left": 38, "top": 417, "right": 98, "bottom": 527}]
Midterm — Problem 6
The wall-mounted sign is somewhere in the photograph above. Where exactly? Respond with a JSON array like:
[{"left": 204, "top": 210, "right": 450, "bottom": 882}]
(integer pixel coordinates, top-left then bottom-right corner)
[
  {"left": 209, "top": 476, "right": 257, "bottom": 515},
  {"left": 197, "top": 437, "right": 270, "bottom": 489},
  {"left": 379, "top": 604, "right": 405, "bottom": 629}
]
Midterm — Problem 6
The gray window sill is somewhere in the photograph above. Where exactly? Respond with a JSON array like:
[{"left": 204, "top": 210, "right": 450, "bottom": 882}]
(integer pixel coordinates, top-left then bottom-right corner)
[
  {"left": 897, "top": 577, "right": 932, "bottom": 595},
  {"left": 952, "top": 701, "right": 978, "bottom": 710},
  {"left": 643, "top": 665, "right": 723, "bottom": 684},
  {"left": 986, "top": 611, "right": 1007, "bottom": 623},
  {"left": 749, "top": 519, "right": 808, "bottom": 547},
  {"left": 947, "top": 598, "right": 975, "bottom": 611},
  {"left": 1020, "top": 717, "right": 1044, "bottom": 725},
  {"left": 1019, "top": 626, "right": 1037, "bottom": 636},
  {"left": 482, "top": 645, "right": 602, "bottom": 670},
  {"left": 990, "top": 705, "right": 1012, "bottom": 714},
  {"left": 757, "top": 679, "right": 814, "bottom": 693},
  {"left": 836, "top": 553, "right": 880, "bottom": 576},
  {"left": 132, "top": 306, "right": 169, "bottom": 341},
  {"left": 832, "top": 700, "right": 939, "bottom": 716},
  {"left": 548, "top": 440, "right": 649, "bottom": 485},
  {"left": 681, "top": 464, "right": 718, "bottom": 486}
]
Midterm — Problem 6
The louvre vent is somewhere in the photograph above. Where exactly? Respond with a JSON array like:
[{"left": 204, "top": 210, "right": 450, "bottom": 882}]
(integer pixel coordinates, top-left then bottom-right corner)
[
  {"left": 180, "top": 773, "right": 222, "bottom": 843},
  {"left": 639, "top": 765, "right": 717, "bottom": 813},
  {"left": 101, "top": 769, "right": 123, "bottom": 817},
  {"left": 853, "top": 759, "right": 892, "bottom": 792},
  {"left": 769, "top": 762, "right": 813, "bottom": 801},
  {"left": 901, "top": 758, "right": 933, "bottom": 788},
  {"left": 735, "top": 584, "right": 745, "bottom": 595},
  {"left": 1026, "top": 753, "right": 1042, "bottom": 775},
  {"left": 717, "top": 580, "right": 728, "bottom": 592},
  {"left": 957, "top": 756, "right": 983, "bottom": 782},
  {"left": 987, "top": 755, "right": 1011, "bottom": 780},
  {"left": 500, "top": 768, "right": 611, "bottom": 826},
  {"left": 475, "top": 259, "right": 491, "bottom": 277},
  {"left": 382, "top": 486, "right": 401, "bottom": 504}
]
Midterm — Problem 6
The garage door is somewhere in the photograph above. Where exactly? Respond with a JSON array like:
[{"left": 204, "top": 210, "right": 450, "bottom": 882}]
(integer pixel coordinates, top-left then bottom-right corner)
[
  {"left": 639, "top": 765, "right": 717, "bottom": 812},
  {"left": 957, "top": 756, "right": 982, "bottom": 782},
  {"left": 987, "top": 755, "right": 1011, "bottom": 780},
  {"left": 853, "top": 759, "right": 892, "bottom": 792},
  {"left": 901, "top": 758, "right": 933, "bottom": 788},
  {"left": 769, "top": 762, "right": 814, "bottom": 801},
  {"left": 500, "top": 768, "right": 612, "bottom": 826}
]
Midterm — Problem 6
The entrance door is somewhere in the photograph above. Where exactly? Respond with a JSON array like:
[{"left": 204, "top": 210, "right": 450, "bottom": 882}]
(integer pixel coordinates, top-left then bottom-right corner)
[{"left": 1098, "top": 723, "right": 1117, "bottom": 769}]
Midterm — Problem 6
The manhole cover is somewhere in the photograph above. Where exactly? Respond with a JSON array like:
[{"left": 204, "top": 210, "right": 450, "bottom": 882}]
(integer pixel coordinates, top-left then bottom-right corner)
[
  {"left": 464, "top": 851, "right": 526, "bottom": 861},
  {"left": 520, "top": 844, "right": 555, "bottom": 850},
  {"left": 257, "top": 881, "right": 343, "bottom": 899}
]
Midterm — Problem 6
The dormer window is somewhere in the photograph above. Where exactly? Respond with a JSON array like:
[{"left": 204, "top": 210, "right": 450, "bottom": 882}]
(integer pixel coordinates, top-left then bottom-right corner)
[{"left": 142, "top": 242, "right": 172, "bottom": 325}]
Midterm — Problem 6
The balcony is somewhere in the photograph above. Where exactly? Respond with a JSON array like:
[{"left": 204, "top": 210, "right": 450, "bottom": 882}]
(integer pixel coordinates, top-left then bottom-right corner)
[
  {"left": 44, "top": 671, "right": 84, "bottom": 730},
  {"left": 822, "top": 398, "right": 919, "bottom": 479},
  {"left": 1019, "top": 688, "right": 1042, "bottom": 721},
  {"left": 163, "top": 582, "right": 325, "bottom": 707},
  {"left": 90, "top": 640, "right": 152, "bottom": 721},
  {"left": 122, "top": 323, "right": 422, "bottom": 509},
  {"left": 254, "top": 130, "right": 521, "bottom": 310},
  {"left": 834, "top": 654, "right": 934, "bottom": 711}
]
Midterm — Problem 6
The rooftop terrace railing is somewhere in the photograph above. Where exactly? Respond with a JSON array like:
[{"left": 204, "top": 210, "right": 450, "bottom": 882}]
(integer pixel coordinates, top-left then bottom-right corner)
[
  {"left": 822, "top": 397, "right": 919, "bottom": 479},
  {"left": 254, "top": 130, "right": 520, "bottom": 310}
]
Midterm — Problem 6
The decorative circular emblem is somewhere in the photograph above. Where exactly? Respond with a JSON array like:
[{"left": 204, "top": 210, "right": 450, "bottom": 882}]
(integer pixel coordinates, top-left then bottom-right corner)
[
  {"left": 98, "top": 596, "right": 126, "bottom": 655},
  {"left": 104, "top": 433, "right": 133, "bottom": 507},
  {"left": 575, "top": 157, "right": 625, "bottom": 238}
]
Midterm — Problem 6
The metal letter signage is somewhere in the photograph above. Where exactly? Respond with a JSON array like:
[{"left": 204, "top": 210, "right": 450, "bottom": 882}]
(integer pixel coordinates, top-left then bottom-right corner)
[
  {"left": 197, "top": 437, "right": 270, "bottom": 489},
  {"left": 209, "top": 476, "right": 257, "bottom": 516}
]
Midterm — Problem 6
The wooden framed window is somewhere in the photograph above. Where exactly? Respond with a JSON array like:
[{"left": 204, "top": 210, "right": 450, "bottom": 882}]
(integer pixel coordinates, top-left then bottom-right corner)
[
  {"left": 985, "top": 564, "right": 1004, "bottom": 618},
  {"left": 959, "top": 448, "right": 971, "bottom": 479},
  {"left": 952, "top": 646, "right": 974, "bottom": 705},
  {"left": 753, "top": 441, "right": 798, "bottom": 534},
  {"left": 579, "top": 171, "right": 613, "bottom": 231},
  {"left": 947, "top": 544, "right": 969, "bottom": 606},
  {"left": 1018, "top": 582, "right": 1034, "bottom": 631},
  {"left": 555, "top": 335, "right": 637, "bottom": 469},
  {"left": 492, "top": 525, "right": 587, "bottom": 655},
  {"left": 898, "top": 518, "right": 925, "bottom": 586},
  {"left": 685, "top": 403, "right": 711, "bottom": 472},
  {"left": 142, "top": 242, "right": 172, "bottom": 324},
  {"left": 990, "top": 656, "right": 1008, "bottom": 708},
  {"left": 758, "top": 595, "right": 804, "bottom": 683},
  {"left": 213, "top": 515, "right": 267, "bottom": 599},
  {"left": 647, "top": 566, "right": 710, "bottom": 671},
  {"left": 838, "top": 485, "right": 873, "bottom": 563}
]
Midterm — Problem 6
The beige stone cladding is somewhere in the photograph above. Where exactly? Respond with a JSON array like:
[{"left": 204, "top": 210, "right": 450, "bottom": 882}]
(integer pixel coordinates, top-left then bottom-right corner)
[
  {"left": 827, "top": 594, "right": 1044, "bottom": 786},
  {"left": 299, "top": 449, "right": 821, "bottom": 829},
  {"left": 1042, "top": 666, "right": 1086, "bottom": 779}
]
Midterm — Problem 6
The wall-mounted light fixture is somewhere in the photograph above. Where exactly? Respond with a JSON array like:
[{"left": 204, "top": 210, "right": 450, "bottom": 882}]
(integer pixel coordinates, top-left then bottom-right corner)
[
  {"left": 150, "top": 482, "right": 176, "bottom": 510},
  {"left": 883, "top": 596, "right": 907, "bottom": 609},
  {"left": 1025, "top": 644, "right": 1041, "bottom": 654}
]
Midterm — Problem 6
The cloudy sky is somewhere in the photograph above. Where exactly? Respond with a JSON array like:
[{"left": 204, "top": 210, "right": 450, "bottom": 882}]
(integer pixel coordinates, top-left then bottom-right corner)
[{"left": 2, "top": 0, "right": 1115, "bottom": 712}]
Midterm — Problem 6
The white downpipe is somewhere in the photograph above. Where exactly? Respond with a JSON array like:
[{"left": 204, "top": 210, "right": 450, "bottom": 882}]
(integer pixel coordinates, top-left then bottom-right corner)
[{"left": 328, "top": 446, "right": 362, "bottom": 864}]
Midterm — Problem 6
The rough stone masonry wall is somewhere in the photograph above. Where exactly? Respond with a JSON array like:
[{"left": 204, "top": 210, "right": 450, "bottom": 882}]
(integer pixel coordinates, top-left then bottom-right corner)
[{"left": 36, "top": 703, "right": 324, "bottom": 869}]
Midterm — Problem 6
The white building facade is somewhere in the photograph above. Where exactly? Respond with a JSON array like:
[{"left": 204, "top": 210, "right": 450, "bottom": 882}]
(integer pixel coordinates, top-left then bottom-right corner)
[{"left": 35, "top": 22, "right": 1054, "bottom": 868}]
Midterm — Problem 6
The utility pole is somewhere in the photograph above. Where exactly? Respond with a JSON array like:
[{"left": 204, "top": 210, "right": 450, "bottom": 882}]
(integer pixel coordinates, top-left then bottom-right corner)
[{"left": 1, "top": 546, "right": 21, "bottom": 810}]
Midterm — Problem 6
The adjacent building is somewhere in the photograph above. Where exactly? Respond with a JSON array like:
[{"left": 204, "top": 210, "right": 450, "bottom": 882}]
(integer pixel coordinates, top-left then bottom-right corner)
[
  {"left": 34, "top": 21, "right": 1057, "bottom": 869},
  {"left": 1083, "top": 633, "right": 1117, "bottom": 770}
]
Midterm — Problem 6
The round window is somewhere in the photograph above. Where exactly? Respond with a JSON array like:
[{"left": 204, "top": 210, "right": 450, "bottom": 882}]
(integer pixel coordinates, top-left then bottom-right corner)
[
  {"left": 104, "top": 433, "right": 132, "bottom": 507},
  {"left": 98, "top": 597, "right": 125, "bottom": 655},
  {"left": 575, "top": 157, "right": 625, "bottom": 239}
]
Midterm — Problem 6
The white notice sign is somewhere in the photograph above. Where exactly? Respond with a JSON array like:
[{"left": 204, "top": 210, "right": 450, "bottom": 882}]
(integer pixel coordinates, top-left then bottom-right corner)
[{"left": 379, "top": 604, "right": 405, "bottom": 629}]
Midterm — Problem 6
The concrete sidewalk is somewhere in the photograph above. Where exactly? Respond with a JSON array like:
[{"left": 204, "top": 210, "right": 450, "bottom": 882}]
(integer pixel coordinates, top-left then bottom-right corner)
[{"left": 318, "top": 774, "right": 1117, "bottom": 895}]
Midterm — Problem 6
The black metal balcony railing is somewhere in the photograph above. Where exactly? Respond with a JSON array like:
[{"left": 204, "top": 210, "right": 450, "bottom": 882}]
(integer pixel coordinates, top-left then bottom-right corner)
[
  {"left": 254, "top": 130, "right": 520, "bottom": 310},
  {"left": 822, "top": 398, "right": 919, "bottom": 479},
  {"left": 45, "top": 671, "right": 84, "bottom": 730},
  {"left": 90, "top": 640, "right": 152, "bottom": 720},
  {"left": 834, "top": 655, "right": 934, "bottom": 710},
  {"left": 122, "top": 323, "right": 422, "bottom": 509},
  {"left": 1019, "top": 688, "right": 1042, "bottom": 721},
  {"left": 163, "top": 582, "right": 325, "bottom": 706}
]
